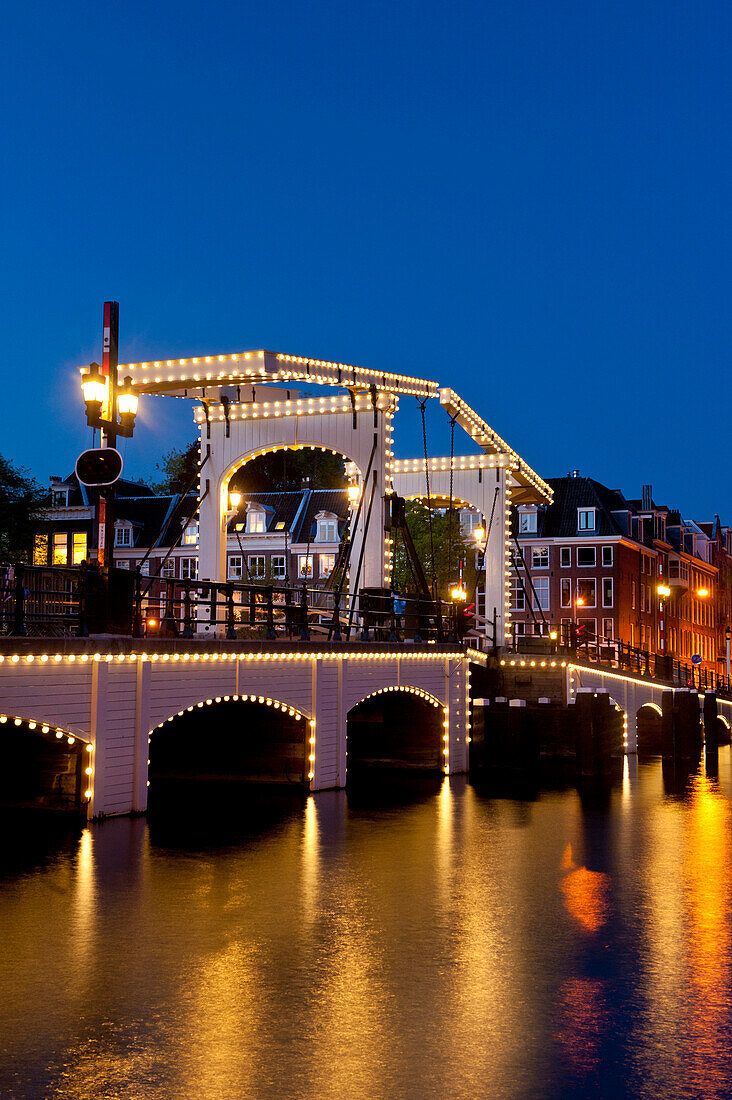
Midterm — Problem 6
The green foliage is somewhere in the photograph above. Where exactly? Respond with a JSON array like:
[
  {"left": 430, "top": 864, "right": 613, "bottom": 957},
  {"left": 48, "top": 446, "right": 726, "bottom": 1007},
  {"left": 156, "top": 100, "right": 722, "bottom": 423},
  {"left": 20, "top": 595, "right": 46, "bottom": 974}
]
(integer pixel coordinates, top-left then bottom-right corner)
[
  {"left": 153, "top": 442, "right": 347, "bottom": 497},
  {"left": 391, "top": 500, "right": 476, "bottom": 599},
  {"left": 152, "top": 440, "right": 201, "bottom": 495},
  {"left": 230, "top": 448, "right": 347, "bottom": 493},
  {"left": 0, "top": 454, "right": 46, "bottom": 563}
]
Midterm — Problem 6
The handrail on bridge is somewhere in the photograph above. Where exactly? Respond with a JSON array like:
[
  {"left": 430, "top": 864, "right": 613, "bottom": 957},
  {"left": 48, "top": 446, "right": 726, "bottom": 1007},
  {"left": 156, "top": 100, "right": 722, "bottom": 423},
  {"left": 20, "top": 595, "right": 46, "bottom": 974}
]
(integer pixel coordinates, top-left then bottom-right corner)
[{"left": 509, "top": 621, "right": 732, "bottom": 700}]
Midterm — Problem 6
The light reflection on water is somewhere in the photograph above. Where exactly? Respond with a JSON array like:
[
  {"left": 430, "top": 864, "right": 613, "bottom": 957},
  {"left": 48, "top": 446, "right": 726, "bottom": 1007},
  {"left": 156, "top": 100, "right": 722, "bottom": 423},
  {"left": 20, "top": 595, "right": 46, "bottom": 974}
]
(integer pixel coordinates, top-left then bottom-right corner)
[{"left": 2, "top": 756, "right": 732, "bottom": 1098}]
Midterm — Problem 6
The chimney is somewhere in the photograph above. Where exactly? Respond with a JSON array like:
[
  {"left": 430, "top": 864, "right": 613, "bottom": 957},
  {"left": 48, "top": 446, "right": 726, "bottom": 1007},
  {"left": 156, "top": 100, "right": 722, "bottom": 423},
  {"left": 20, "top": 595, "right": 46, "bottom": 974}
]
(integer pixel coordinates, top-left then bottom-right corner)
[{"left": 642, "top": 484, "right": 653, "bottom": 510}]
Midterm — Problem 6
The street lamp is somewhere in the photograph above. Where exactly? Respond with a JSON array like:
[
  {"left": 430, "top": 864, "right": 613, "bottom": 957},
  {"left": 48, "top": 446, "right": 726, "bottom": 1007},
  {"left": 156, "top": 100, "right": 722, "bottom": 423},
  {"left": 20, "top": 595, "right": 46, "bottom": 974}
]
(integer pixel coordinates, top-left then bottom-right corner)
[
  {"left": 451, "top": 584, "right": 467, "bottom": 601},
  {"left": 347, "top": 483, "right": 360, "bottom": 503},
  {"left": 228, "top": 491, "right": 242, "bottom": 511},
  {"left": 473, "top": 526, "right": 485, "bottom": 543},
  {"left": 726, "top": 627, "right": 731, "bottom": 686},
  {"left": 81, "top": 361, "right": 107, "bottom": 421},
  {"left": 81, "top": 364, "right": 138, "bottom": 438},
  {"left": 657, "top": 584, "right": 671, "bottom": 598}
]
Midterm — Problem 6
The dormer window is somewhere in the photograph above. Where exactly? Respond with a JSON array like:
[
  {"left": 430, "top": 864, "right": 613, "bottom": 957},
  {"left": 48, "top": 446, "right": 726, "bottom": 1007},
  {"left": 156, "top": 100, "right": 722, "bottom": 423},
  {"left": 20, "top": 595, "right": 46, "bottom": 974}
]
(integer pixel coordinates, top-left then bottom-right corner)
[
  {"left": 114, "top": 524, "right": 133, "bottom": 547},
  {"left": 51, "top": 489, "right": 69, "bottom": 508},
  {"left": 518, "top": 508, "right": 537, "bottom": 534},
  {"left": 182, "top": 523, "right": 198, "bottom": 546},
  {"left": 247, "top": 507, "right": 266, "bottom": 534},
  {"left": 578, "top": 508, "right": 596, "bottom": 531},
  {"left": 315, "top": 513, "right": 338, "bottom": 542}
]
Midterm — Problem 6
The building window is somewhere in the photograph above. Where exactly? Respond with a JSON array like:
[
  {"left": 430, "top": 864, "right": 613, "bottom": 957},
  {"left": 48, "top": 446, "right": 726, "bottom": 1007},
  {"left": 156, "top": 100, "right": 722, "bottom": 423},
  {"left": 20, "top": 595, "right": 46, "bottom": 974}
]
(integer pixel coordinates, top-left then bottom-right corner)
[
  {"left": 532, "top": 576, "right": 550, "bottom": 611},
  {"left": 272, "top": 555, "right": 286, "bottom": 580},
  {"left": 316, "top": 519, "right": 337, "bottom": 542},
  {"left": 248, "top": 556, "right": 266, "bottom": 579},
  {"left": 298, "top": 555, "right": 313, "bottom": 578},
  {"left": 71, "top": 532, "right": 87, "bottom": 565},
  {"left": 52, "top": 533, "right": 67, "bottom": 565},
  {"left": 519, "top": 510, "right": 537, "bottom": 534},
  {"left": 578, "top": 509, "right": 596, "bottom": 531},
  {"left": 228, "top": 555, "right": 243, "bottom": 579},
  {"left": 602, "top": 546, "right": 613, "bottom": 567},
  {"left": 319, "top": 553, "right": 336, "bottom": 578},
  {"left": 531, "top": 547, "right": 549, "bottom": 569},
  {"left": 602, "top": 578, "right": 613, "bottom": 608},
  {"left": 631, "top": 579, "right": 636, "bottom": 610},
  {"left": 509, "top": 576, "right": 525, "bottom": 611},
  {"left": 561, "top": 578, "right": 571, "bottom": 608},
  {"left": 602, "top": 617, "right": 614, "bottom": 639},
  {"left": 577, "top": 578, "right": 596, "bottom": 607},
  {"left": 181, "top": 558, "right": 197, "bottom": 580},
  {"left": 577, "top": 547, "right": 596, "bottom": 567},
  {"left": 182, "top": 524, "right": 198, "bottom": 546},
  {"left": 247, "top": 511, "right": 266, "bottom": 534},
  {"left": 139, "top": 560, "right": 150, "bottom": 576},
  {"left": 161, "top": 558, "right": 176, "bottom": 578},
  {"left": 52, "top": 489, "right": 69, "bottom": 508},
  {"left": 115, "top": 526, "right": 132, "bottom": 547},
  {"left": 33, "top": 534, "right": 47, "bottom": 565},
  {"left": 560, "top": 547, "right": 571, "bottom": 568},
  {"left": 461, "top": 511, "right": 482, "bottom": 535},
  {"left": 117, "top": 560, "right": 130, "bottom": 569}
]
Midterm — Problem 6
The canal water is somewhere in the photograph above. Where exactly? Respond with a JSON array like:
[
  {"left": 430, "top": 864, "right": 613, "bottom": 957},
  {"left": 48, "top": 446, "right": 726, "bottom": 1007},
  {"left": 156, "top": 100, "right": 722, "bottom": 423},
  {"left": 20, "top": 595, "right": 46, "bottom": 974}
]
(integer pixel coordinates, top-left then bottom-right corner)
[{"left": 2, "top": 753, "right": 732, "bottom": 1099}]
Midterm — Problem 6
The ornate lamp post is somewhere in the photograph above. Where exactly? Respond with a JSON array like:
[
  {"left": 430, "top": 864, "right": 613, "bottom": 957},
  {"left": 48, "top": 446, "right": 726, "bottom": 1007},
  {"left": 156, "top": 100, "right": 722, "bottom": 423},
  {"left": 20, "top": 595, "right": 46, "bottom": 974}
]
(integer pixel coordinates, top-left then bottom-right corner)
[{"left": 80, "top": 303, "right": 138, "bottom": 568}]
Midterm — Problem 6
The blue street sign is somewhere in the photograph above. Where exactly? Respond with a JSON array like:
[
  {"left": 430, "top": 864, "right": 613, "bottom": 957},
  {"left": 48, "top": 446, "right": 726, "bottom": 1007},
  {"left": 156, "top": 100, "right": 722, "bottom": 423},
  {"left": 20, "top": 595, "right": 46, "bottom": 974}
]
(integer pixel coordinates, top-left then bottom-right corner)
[{"left": 691, "top": 654, "right": 702, "bottom": 665}]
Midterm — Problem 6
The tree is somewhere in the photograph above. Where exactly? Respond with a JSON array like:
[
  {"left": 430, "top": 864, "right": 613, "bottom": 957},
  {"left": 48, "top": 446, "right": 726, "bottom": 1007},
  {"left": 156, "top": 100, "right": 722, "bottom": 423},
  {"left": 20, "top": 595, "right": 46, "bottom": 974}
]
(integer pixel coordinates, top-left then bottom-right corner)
[
  {"left": 229, "top": 448, "right": 346, "bottom": 493},
  {"left": 0, "top": 454, "right": 46, "bottom": 563},
  {"left": 152, "top": 442, "right": 347, "bottom": 496},
  {"left": 391, "top": 500, "right": 476, "bottom": 600},
  {"left": 152, "top": 440, "right": 201, "bottom": 495}
]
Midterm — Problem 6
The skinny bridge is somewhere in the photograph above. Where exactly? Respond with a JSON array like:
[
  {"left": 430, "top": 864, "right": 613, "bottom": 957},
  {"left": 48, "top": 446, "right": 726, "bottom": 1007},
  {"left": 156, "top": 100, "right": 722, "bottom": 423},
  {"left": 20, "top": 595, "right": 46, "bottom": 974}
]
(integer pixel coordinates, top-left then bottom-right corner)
[{"left": 0, "top": 637, "right": 482, "bottom": 818}]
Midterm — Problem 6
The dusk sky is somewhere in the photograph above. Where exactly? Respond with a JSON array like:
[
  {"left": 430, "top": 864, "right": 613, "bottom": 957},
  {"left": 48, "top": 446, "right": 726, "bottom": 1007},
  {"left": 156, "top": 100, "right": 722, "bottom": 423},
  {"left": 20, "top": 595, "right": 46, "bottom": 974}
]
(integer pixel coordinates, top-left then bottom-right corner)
[{"left": 2, "top": 1, "right": 729, "bottom": 516}]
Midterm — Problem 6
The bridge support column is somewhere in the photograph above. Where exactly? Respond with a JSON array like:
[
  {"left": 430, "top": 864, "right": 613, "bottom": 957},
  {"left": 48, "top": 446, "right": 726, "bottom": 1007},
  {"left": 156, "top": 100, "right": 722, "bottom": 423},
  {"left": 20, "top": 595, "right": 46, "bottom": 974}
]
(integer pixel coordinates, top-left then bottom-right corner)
[
  {"left": 89, "top": 660, "right": 109, "bottom": 819},
  {"left": 311, "top": 657, "right": 340, "bottom": 790},
  {"left": 133, "top": 659, "right": 151, "bottom": 812}
]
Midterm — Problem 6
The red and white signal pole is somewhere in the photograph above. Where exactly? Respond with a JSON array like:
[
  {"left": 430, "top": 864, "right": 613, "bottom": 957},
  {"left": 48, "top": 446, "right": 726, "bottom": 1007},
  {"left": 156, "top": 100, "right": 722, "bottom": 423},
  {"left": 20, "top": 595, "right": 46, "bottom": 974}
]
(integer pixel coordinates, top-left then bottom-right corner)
[{"left": 97, "top": 302, "right": 119, "bottom": 568}]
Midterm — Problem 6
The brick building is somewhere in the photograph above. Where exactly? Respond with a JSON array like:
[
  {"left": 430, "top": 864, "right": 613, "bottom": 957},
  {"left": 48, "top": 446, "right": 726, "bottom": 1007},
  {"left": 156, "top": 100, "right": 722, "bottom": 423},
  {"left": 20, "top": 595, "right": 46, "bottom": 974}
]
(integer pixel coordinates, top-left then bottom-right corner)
[{"left": 511, "top": 472, "right": 726, "bottom": 676}]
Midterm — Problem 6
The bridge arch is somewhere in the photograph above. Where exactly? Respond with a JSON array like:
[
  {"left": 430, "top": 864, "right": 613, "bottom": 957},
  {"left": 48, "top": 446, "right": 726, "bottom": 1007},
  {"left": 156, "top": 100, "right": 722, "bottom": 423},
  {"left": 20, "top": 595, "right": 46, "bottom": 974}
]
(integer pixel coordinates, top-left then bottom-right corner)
[
  {"left": 636, "top": 701, "right": 663, "bottom": 755},
  {"left": 198, "top": 395, "right": 393, "bottom": 594},
  {"left": 148, "top": 693, "right": 315, "bottom": 790},
  {"left": 346, "top": 684, "right": 447, "bottom": 780},
  {"left": 0, "top": 711, "right": 93, "bottom": 812}
]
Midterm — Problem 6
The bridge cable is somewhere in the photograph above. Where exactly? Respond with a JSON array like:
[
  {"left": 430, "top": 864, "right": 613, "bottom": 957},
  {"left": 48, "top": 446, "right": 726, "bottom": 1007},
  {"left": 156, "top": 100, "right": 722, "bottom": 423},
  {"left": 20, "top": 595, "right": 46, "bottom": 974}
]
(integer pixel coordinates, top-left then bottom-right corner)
[
  {"left": 417, "top": 398, "right": 437, "bottom": 599},
  {"left": 446, "top": 414, "right": 458, "bottom": 585}
]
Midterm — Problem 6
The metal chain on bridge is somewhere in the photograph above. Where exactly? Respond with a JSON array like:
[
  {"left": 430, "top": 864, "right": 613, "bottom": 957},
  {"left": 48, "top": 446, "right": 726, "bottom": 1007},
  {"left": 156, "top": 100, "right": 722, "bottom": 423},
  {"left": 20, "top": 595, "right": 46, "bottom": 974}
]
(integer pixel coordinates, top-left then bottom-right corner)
[{"left": 418, "top": 398, "right": 437, "bottom": 599}]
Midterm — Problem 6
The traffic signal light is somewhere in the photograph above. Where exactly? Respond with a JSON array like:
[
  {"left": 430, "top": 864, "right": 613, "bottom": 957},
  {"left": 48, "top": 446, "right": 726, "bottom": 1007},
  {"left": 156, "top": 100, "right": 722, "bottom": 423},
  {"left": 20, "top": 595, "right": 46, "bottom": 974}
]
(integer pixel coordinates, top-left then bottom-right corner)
[{"left": 75, "top": 448, "right": 123, "bottom": 487}]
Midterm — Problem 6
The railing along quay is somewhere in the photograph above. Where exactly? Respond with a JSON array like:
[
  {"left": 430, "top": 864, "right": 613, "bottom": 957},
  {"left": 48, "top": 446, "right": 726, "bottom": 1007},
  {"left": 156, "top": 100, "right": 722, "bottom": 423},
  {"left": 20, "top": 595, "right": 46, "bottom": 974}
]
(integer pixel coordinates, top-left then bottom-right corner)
[{"left": 508, "top": 622, "right": 732, "bottom": 699}]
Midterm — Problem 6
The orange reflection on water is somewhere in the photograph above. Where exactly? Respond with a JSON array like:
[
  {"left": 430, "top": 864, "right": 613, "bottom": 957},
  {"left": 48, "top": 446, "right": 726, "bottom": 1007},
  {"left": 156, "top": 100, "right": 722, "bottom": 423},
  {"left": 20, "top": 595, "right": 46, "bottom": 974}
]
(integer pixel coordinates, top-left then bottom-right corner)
[
  {"left": 560, "top": 844, "right": 609, "bottom": 934},
  {"left": 683, "top": 773, "right": 732, "bottom": 1096}
]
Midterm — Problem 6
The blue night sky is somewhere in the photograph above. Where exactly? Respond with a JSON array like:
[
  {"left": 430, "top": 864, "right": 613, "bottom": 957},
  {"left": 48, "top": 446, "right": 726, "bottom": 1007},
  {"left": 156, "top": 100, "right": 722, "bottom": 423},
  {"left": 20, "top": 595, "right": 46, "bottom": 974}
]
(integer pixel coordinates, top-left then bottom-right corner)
[{"left": 2, "top": 1, "right": 730, "bottom": 517}]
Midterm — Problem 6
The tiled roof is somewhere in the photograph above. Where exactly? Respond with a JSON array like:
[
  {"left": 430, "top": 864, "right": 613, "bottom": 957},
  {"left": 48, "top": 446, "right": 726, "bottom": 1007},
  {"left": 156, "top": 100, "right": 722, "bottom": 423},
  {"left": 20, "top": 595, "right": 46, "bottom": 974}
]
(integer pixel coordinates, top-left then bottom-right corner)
[
  {"left": 531, "top": 477, "right": 630, "bottom": 538},
  {"left": 116, "top": 493, "right": 198, "bottom": 549},
  {"left": 293, "top": 490, "right": 349, "bottom": 544},
  {"left": 225, "top": 489, "right": 349, "bottom": 541}
]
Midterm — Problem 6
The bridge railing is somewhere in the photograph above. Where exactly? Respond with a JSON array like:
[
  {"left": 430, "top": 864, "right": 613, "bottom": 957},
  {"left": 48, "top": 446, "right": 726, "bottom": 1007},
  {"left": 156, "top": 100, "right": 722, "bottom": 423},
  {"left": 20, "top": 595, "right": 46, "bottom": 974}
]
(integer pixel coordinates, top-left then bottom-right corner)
[
  {"left": 137, "top": 576, "right": 459, "bottom": 644},
  {"left": 0, "top": 564, "right": 87, "bottom": 637},
  {"left": 510, "top": 621, "right": 732, "bottom": 698},
  {"left": 1, "top": 561, "right": 459, "bottom": 644}
]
